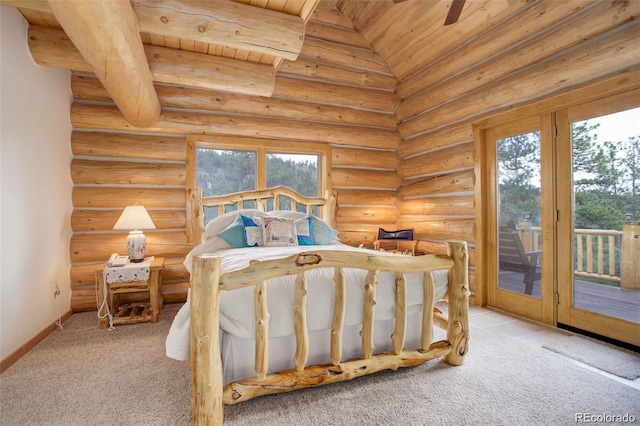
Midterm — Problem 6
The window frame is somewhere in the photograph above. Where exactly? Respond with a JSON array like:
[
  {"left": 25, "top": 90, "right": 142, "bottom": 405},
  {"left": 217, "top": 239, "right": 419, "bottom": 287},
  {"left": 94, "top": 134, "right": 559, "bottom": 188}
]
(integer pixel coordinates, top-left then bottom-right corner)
[{"left": 186, "top": 134, "right": 332, "bottom": 196}]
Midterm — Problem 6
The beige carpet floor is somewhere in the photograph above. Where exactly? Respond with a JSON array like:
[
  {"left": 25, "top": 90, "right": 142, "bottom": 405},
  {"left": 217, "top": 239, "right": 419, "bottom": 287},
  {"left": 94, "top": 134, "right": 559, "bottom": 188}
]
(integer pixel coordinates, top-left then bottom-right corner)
[{"left": 1, "top": 303, "right": 638, "bottom": 425}]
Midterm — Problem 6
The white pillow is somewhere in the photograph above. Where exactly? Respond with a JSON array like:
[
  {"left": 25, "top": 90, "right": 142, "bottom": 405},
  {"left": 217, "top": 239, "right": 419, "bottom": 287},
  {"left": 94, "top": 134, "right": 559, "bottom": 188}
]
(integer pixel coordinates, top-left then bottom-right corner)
[{"left": 268, "top": 210, "right": 308, "bottom": 220}]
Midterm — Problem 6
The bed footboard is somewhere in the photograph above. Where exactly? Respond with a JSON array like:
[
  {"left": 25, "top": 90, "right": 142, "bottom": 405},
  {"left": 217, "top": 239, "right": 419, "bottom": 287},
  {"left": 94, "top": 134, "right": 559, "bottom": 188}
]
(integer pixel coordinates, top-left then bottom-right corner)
[
  {"left": 190, "top": 241, "right": 469, "bottom": 425},
  {"left": 190, "top": 255, "right": 223, "bottom": 425}
]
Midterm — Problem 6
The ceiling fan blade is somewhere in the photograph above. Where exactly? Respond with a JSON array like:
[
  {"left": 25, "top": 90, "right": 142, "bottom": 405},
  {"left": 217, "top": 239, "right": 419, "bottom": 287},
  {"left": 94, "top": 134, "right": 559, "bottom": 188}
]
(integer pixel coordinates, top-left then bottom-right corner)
[{"left": 444, "top": 0, "right": 466, "bottom": 25}]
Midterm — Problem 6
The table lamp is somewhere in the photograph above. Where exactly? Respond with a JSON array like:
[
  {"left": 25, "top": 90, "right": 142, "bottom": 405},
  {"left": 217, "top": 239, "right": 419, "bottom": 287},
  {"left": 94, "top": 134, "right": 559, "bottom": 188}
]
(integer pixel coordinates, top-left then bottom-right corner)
[{"left": 113, "top": 206, "right": 156, "bottom": 263}]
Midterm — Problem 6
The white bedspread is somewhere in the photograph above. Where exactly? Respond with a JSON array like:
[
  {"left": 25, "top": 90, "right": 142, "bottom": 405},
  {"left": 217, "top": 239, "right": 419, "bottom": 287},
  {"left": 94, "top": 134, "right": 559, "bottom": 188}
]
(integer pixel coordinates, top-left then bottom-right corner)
[{"left": 166, "top": 244, "right": 448, "bottom": 361}]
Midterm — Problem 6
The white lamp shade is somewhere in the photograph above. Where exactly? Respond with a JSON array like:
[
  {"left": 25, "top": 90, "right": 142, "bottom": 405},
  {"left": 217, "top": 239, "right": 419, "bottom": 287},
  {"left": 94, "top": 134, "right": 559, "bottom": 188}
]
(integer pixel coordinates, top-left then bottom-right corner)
[
  {"left": 113, "top": 206, "right": 156, "bottom": 231},
  {"left": 114, "top": 206, "right": 155, "bottom": 262}
]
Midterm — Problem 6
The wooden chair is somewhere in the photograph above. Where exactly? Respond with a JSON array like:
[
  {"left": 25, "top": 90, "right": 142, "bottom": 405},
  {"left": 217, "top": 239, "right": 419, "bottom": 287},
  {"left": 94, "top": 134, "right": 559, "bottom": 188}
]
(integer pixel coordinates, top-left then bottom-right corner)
[
  {"left": 373, "top": 239, "right": 418, "bottom": 255},
  {"left": 498, "top": 226, "right": 541, "bottom": 295}
]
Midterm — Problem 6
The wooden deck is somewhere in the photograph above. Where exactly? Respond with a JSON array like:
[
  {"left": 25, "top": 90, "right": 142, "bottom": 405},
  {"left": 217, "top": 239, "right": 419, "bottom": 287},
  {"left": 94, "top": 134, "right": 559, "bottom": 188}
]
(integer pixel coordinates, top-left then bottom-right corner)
[{"left": 498, "top": 271, "right": 640, "bottom": 324}]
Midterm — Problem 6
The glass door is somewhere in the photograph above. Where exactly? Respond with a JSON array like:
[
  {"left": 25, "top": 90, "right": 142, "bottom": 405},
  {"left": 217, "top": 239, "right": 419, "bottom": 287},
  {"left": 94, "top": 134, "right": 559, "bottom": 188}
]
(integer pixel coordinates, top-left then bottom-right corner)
[
  {"left": 485, "top": 117, "right": 555, "bottom": 323},
  {"left": 497, "top": 130, "right": 542, "bottom": 297},
  {"left": 557, "top": 89, "right": 640, "bottom": 347}
]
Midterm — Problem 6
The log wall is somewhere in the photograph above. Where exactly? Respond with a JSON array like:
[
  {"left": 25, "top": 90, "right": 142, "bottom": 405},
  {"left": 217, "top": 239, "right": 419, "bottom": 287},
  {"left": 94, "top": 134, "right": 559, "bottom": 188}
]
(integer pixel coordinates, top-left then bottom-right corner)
[
  {"left": 56, "top": 1, "right": 638, "bottom": 309},
  {"left": 68, "top": 4, "right": 401, "bottom": 310}
]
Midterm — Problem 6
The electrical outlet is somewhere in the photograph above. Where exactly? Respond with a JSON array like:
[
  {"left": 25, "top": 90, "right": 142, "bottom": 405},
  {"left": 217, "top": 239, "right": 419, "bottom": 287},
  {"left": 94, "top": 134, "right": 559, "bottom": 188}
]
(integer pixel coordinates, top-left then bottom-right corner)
[{"left": 53, "top": 283, "right": 61, "bottom": 298}]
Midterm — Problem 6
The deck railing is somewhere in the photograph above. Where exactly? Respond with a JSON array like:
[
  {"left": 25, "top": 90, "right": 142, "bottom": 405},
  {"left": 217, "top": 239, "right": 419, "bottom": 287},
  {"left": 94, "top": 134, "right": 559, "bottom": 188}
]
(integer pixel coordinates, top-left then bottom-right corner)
[
  {"left": 573, "top": 229, "right": 622, "bottom": 284},
  {"left": 516, "top": 222, "right": 638, "bottom": 289}
]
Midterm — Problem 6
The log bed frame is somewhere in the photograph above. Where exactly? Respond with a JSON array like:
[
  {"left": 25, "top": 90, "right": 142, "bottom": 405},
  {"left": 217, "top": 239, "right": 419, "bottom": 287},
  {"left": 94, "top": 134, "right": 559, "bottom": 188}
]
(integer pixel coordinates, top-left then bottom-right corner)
[{"left": 186, "top": 186, "right": 470, "bottom": 425}]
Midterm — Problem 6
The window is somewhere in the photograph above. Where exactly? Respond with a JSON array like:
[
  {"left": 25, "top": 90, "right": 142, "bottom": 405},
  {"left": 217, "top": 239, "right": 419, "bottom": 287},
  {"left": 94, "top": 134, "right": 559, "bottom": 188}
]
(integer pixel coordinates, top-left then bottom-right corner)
[
  {"left": 197, "top": 148, "right": 257, "bottom": 196},
  {"left": 187, "top": 135, "right": 331, "bottom": 222},
  {"left": 266, "top": 152, "right": 320, "bottom": 197}
]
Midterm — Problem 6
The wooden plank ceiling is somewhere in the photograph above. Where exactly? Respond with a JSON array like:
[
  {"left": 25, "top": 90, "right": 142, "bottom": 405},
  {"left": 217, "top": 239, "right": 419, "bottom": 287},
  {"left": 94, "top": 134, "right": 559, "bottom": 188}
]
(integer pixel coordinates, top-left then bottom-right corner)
[
  {"left": 338, "top": 0, "right": 526, "bottom": 81},
  {"left": 3, "top": 0, "right": 534, "bottom": 126}
]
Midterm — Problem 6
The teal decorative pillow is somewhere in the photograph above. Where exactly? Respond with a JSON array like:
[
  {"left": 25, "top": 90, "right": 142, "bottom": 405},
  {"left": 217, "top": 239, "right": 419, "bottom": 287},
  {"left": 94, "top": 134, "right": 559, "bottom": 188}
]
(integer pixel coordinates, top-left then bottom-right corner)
[
  {"left": 204, "top": 209, "right": 264, "bottom": 241},
  {"left": 217, "top": 214, "right": 245, "bottom": 248},
  {"left": 295, "top": 216, "right": 313, "bottom": 245},
  {"left": 308, "top": 215, "right": 338, "bottom": 245},
  {"left": 241, "top": 214, "right": 263, "bottom": 247}
]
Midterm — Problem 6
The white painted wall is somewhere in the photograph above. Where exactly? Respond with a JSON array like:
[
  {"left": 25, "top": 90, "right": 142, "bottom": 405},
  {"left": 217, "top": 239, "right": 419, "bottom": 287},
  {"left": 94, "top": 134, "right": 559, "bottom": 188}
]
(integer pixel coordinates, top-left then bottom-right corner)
[{"left": 0, "top": 6, "right": 73, "bottom": 361}]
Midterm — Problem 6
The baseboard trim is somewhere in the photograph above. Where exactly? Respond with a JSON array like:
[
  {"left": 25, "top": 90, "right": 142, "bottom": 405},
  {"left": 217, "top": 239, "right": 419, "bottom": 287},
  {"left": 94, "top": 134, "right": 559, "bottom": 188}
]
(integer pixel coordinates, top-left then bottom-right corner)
[{"left": 0, "top": 310, "right": 73, "bottom": 373}]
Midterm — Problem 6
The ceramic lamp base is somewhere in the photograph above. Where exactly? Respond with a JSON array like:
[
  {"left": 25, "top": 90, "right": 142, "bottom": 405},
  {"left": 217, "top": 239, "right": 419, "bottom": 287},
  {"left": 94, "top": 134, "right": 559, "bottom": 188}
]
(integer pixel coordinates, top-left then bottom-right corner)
[{"left": 126, "top": 230, "right": 146, "bottom": 262}]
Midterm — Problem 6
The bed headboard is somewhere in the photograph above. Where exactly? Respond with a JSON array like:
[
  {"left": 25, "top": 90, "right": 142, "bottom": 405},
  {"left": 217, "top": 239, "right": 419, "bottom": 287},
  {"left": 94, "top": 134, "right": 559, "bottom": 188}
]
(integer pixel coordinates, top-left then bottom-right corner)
[{"left": 186, "top": 186, "right": 337, "bottom": 244}]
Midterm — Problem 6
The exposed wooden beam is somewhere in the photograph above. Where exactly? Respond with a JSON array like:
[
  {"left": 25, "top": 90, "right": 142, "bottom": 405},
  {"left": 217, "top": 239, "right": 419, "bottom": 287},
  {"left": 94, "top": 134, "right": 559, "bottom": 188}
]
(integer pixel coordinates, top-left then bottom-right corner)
[
  {"left": 28, "top": 25, "right": 276, "bottom": 97},
  {"left": 0, "top": 0, "right": 49, "bottom": 13},
  {"left": 2, "top": 0, "right": 306, "bottom": 60},
  {"left": 144, "top": 45, "right": 275, "bottom": 97},
  {"left": 132, "top": 0, "right": 305, "bottom": 61},
  {"left": 44, "top": 0, "right": 161, "bottom": 127},
  {"left": 27, "top": 25, "right": 89, "bottom": 71}
]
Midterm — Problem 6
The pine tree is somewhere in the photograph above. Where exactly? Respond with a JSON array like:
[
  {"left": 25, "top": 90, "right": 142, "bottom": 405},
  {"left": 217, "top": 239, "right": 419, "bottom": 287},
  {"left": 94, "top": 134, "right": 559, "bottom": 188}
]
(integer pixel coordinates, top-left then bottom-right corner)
[{"left": 497, "top": 132, "right": 541, "bottom": 226}]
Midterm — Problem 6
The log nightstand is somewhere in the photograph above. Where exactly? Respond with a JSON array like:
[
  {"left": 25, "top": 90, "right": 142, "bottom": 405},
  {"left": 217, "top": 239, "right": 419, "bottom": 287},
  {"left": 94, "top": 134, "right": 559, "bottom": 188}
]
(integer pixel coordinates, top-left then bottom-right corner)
[{"left": 96, "top": 257, "right": 164, "bottom": 329}]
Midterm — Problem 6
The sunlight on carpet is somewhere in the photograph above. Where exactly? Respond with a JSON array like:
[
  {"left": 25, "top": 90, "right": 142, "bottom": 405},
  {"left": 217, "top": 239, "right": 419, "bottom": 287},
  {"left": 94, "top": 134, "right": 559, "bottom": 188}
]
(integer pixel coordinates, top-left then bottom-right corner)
[{"left": 543, "top": 335, "right": 640, "bottom": 380}]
